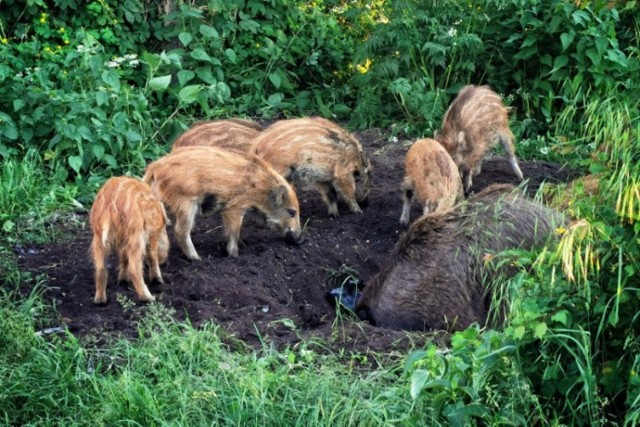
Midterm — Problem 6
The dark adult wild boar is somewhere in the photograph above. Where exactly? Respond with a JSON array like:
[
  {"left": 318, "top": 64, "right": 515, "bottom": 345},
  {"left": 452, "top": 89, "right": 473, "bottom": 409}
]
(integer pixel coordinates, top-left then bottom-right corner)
[
  {"left": 90, "top": 176, "right": 170, "bottom": 304},
  {"left": 399, "top": 138, "right": 463, "bottom": 225},
  {"left": 251, "top": 117, "right": 372, "bottom": 217},
  {"left": 143, "top": 146, "right": 303, "bottom": 259},
  {"left": 171, "top": 118, "right": 263, "bottom": 153},
  {"left": 436, "top": 85, "right": 524, "bottom": 191},
  {"left": 357, "top": 184, "right": 562, "bottom": 332}
]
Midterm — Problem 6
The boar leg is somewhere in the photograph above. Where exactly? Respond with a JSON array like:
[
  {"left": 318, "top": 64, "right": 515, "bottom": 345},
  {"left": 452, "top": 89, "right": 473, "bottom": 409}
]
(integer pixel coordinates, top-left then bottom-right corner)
[
  {"left": 499, "top": 134, "right": 524, "bottom": 181},
  {"left": 92, "top": 237, "right": 109, "bottom": 305},
  {"left": 116, "top": 247, "right": 129, "bottom": 285},
  {"left": 147, "top": 233, "right": 164, "bottom": 285},
  {"left": 317, "top": 182, "right": 340, "bottom": 218},
  {"left": 126, "top": 236, "right": 155, "bottom": 302},
  {"left": 222, "top": 208, "right": 244, "bottom": 257},
  {"left": 461, "top": 166, "right": 473, "bottom": 192},
  {"left": 174, "top": 203, "right": 201, "bottom": 260},
  {"left": 333, "top": 176, "right": 363, "bottom": 215},
  {"left": 399, "top": 180, "right": 413, "bottom": 226}
]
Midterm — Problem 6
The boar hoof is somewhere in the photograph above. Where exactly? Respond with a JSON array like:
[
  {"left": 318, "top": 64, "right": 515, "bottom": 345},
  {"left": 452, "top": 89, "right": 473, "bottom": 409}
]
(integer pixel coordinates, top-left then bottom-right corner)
[
  {"left": 138, "top": 294, "right": 156, "bottom": 303},
  {"left": 93, "top": 296, "right": 107, "bottom": 305}
]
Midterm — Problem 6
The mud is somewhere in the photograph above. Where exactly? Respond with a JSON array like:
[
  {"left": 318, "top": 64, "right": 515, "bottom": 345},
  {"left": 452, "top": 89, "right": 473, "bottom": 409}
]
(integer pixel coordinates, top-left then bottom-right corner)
[{"left": 14, "top": 129, "right": 577, "bottom": 354}]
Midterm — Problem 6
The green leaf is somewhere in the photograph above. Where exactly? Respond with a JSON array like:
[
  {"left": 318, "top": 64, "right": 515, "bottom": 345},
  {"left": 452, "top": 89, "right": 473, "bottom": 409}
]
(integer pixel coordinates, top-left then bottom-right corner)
[
  {"left": 534, "top": 322, "right": 548, "bottom": 339},
  {"left": 224, "top": 48, "right": 237, "bottom": 63},
  {"left": 178, "top": 32, "right": 193, "bottom": 47},
  {"left": 2, "top": 220, "right": 14, "bottom": 233},
  {"left": 101, "top": 70, "right": 121, "bottom": 90},
  {"left": 125, "top": 130, "right": 143, "bottom": 143},
  {"left": 560, "top": 32, "right": 574, "bottom": 51},
  {"left": 267, "top": 93, "right": 283, "bottom": 106},
  {"left": 268, "top": 72, "right": 281, "bottom": 89},
  {"left": 68, "top": 156, "right": 83, "bottom": 174},
  {"left": 13, "top": 99, "right": 25, "bottom": 112},
  {"left": 199, "top": 24, "right": 219, "bottom": 39},
  {"left": 513, "top": 325, "right": 525, "bottom": 339},
  {"left": 177, "top": 70, "right": 195, "bottom": 87},
  {"left": 92, "top": 144, "right": 105, "bottom": 160},
  {"left": 178, "top": 85, "right": 203, "bottom": 104},
  {"left": 551, "top": 310, "right": 569, "bottom": 326},
  {"left": 191, "top": 48, "right": 213, "bottom": 63},
  {"left": 521, "top": 35, "right": 537, "bottom": 48},
  {"left": 96, "top": 91, "right": 110, "bottom": 106},
  {"left": 149, "top": 75, "right": 172, "bottom": 92},
  {"left": 606, "top": 49, "right": 628, "bottom": 68},
  {"left": 552, "top": 55, "right": 569, "bottom": 71},
  {"left": 410, "top": 369, "right": 429, "bottom": 399},
  {"left": 513, "top": 46, "right": 538, "bottom": 60}
]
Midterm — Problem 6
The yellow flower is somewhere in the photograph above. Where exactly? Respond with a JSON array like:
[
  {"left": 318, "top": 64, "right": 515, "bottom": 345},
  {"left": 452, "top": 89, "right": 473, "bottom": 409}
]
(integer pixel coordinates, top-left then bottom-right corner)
[
  {"left": 59, "top": 27, "right": 65, "bottom": 33},
  {"left": 555, "top": 226, "right": 567, "bottom": 235},
  {"left": 357, "top": 58, "right": 372, "bottom": 74},
  {"left": 57, "top": 45, "right": 62, "bottom": 50},
  {"left": 0, "top": 37, "right": 7, "bottom": 45},
  {"left": 39, "top": 13, "right": 48, "bottom": 24},
  {"left": 64, "top": 40, "right": 70, "bottom": 45}
]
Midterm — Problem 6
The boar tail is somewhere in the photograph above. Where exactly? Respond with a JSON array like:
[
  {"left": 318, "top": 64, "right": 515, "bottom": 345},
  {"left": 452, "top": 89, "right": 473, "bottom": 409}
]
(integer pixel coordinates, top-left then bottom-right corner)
[{"left": 499, "top": 135, "right": 524, "bottom": 181}]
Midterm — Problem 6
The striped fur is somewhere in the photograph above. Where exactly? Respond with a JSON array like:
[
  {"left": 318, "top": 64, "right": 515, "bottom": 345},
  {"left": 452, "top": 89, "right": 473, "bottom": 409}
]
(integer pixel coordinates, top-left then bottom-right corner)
[
  {"left": 251, "top": 117, "right": 372, "bottom": 217},
  {"left": 399, "top": 138, "right": 463, "bottom": 225},
  {"left": 143, "top": 146, "right": 302, "bottom": 259},
  {"left": 171, "top": 118, "right": 263, "bottom": 152},
  {"left": 90, "top": 176, "right": 170, "bottom": 304},
  {"left": 436, "top": 85, "right": 523, "bottom": 191}
]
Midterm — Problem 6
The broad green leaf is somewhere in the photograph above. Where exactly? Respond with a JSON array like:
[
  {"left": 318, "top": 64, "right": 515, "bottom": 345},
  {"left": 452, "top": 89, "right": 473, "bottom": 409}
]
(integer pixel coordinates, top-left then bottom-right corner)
[
  {"left": 268, "top": 72, "right": 281, "bottom": 89},
  {"left": 606, "top": 49, "right": 628, "bottom": 68},
  {"left": 2, "top": 220, "right": 14, "bottom": 233},
  {"left": 553, "top": 55, "right": 569, "bottom": 70},
  {"left": 101, "top": 70, "right": 121, "bottom": 90},
  {"left": 551, "top": 310, "right": 569, "bottom": 326},
  {"left": 513, "top": 46, "right": 537, "bottom": 60},
  {"left": 521, "top": 35, "right": 537, "bottom": 48},
  {"left": 125, "top": 130, "right": 143, "bottom": 143},
  {"left": 92, "top": 144, "right": 105, "bottom": 160},
  {"left": 513, "top": 325, "right": 525, "bottom": 339},
  {"left": 199, "top": 24, "right": 219, "bottom": 39},
  {"left": 178, "top": 32, "right": 193, "bottom": 47},
  {"left": 177, "top": 70, "right": 196, "bottom": 86},
  {"left": 267, "top": 92, "right": 283, "bottom": 106},
  {"left": 179, "top": 85, "right": 202, "bottom": 104},
  {"left": 534, "top": 322, "right": 548, "bottom": 339},
  {"left": 149, "top": 75, "right": 172, "bottom": 92},
  {"left": 13, "top": 99, "right": 25, "bottom": 112},
  {"left": 191, "top": 48, "right": 213, "bottom": 63},
  {"left": 96, "top": 91, "right": 109, "bottom": 106},
  {"left": 410, "top": 369, "right": 429, "bottom": 399},
  {"left": 68, "top": 156, "right": 83, "bottom": 174},
  {"left": 560, "top": 32, "right": 574, "bottom": 51},
  {"left": 224, "top": 48, "right": 237, "bottom": 63}
]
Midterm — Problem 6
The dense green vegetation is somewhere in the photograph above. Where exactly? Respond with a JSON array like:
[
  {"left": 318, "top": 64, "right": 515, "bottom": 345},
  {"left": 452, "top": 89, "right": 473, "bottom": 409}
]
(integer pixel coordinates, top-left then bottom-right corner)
[{"left": 1, "top": 0, "right": 639, "bottom": 424}]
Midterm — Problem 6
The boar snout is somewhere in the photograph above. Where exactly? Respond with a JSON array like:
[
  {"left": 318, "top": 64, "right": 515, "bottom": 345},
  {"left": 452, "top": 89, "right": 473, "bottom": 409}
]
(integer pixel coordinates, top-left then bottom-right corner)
[{"left": 283, "top": 228, "right": 305, "bottom": 246}]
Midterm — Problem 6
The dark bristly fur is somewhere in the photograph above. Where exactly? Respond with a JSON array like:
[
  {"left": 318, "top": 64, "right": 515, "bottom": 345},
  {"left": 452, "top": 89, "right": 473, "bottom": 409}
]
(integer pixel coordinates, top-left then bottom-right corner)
[
  {"left": 436, "top": 85, "right": 524, "bottom": 191},
  {"left": 357, "top": 184, "right": 563, "bottom": 332}
]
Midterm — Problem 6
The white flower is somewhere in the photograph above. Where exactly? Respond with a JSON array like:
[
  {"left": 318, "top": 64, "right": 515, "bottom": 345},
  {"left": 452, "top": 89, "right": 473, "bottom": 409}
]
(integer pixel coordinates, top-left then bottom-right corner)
[
  {"left": 124, "top": 53, "right": 138, "bottom": 60},
  {"left": 129, "top": 59, "right": 140, "bottom": 67},
  {"left": 106, "top": 61, "right": 120, "bottom": 68},
  {"left": 539, "top": 146, "right": 550, "bottom": 155},
  {"left": 448, "top": 28, "right": 457, "bottom": 37}
]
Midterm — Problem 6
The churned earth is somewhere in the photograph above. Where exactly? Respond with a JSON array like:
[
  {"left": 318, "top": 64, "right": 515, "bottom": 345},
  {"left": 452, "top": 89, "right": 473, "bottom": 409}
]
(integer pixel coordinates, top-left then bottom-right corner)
[{"left": 15, "top": 128, "right": 577, "bottom": 354}]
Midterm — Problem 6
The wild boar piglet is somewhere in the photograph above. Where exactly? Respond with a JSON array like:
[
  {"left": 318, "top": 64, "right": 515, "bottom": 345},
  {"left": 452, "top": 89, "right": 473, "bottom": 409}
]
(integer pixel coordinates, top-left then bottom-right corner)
[{"left": 171, "top": 118, "right": 263, "bottom": 153}]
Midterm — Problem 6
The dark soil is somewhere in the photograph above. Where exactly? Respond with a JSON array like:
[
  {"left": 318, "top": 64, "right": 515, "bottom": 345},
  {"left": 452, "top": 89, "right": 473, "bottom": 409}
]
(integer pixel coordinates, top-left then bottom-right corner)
[{"left": 15, "top": 129, "right": 577, "bottom": 354}]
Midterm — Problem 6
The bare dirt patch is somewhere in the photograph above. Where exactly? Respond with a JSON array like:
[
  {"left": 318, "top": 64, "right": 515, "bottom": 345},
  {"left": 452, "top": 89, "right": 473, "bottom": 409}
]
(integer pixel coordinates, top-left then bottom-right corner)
[{"left": 15, "top": 129, "right": 577, "bottom": 354}]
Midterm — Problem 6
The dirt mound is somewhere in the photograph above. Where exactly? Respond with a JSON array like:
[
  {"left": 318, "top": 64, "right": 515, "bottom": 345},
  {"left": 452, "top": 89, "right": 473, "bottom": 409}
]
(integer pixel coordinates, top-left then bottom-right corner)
[{"left": 16, "top": 129, "right": 577, "bottom": 353}]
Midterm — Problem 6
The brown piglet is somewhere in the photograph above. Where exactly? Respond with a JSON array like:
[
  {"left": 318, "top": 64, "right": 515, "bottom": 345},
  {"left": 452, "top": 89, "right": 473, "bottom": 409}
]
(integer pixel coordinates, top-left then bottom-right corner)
[
  {"left": 251, "top": 117, "right": 372, "bottom": 217},
  {"left": 436, "top": 85, "right": 524, "bottom": 191},
  {"left": 143, "top": 146, "right": 303, "bottom": 259},
  {"left": 399, "top": 138, "right": 463, "bottom": 225},
  {"left": 90, "top": 176, "right": 170, "bottom": 304},
  {"left": 171, "top": 118, "right": 263, "bottom": 153}
]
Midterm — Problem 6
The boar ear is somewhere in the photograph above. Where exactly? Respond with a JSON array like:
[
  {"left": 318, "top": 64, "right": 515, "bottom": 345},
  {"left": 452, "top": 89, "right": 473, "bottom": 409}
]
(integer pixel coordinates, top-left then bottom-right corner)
[{"left": 270, "top": 184, "right": 288, "bottom": 206}]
